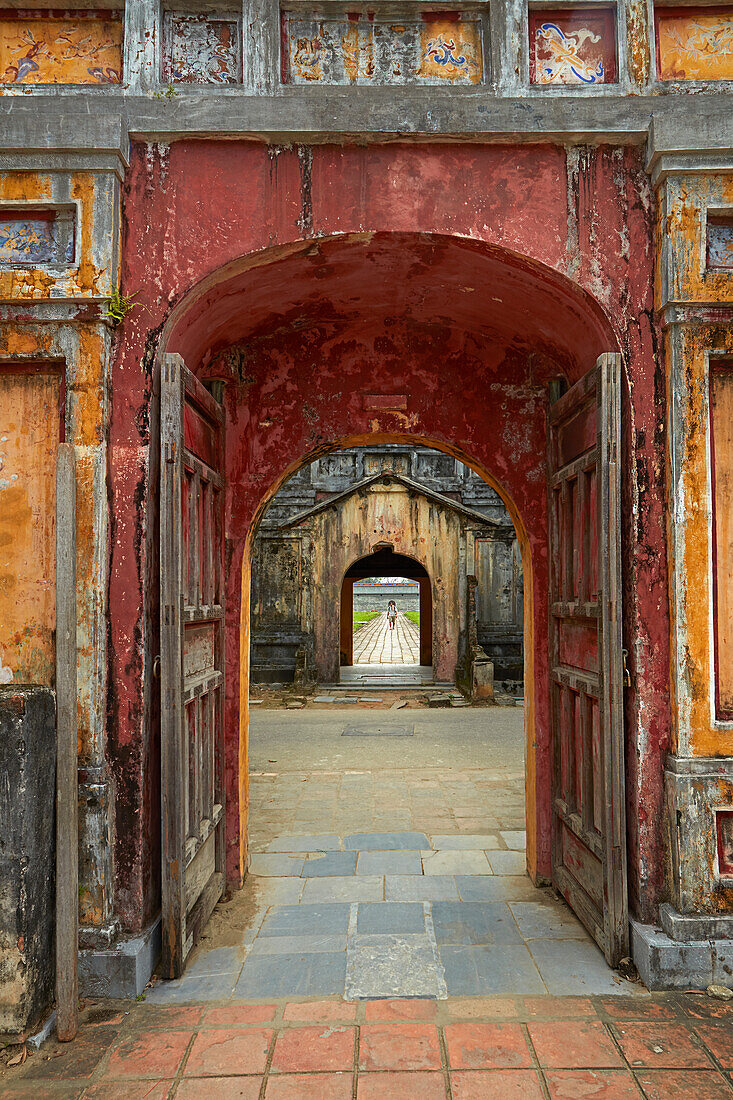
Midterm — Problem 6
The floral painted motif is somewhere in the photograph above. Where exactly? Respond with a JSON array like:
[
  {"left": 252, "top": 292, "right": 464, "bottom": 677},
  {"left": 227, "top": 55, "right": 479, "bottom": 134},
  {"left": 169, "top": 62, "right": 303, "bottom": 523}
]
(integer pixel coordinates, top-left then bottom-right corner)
[
  {"left": 529, "top": 8, "right": 616, "bottom": 85},
  {"left": 284, "top": 13, "right": 482, "bottom": 85},
  {"left": 163, "top": 14, "right": 240, "bottom": 84},
  {"left": 708, "top": 219, "right": 733, "bottom": 270},
  {"left": 0, "top": 16, "right": 122, "bottom": 84},
  {"left": 0, "top": 213, "right": 74, "bottom": 266},
  {"left": 656, "top": 8, "right": 733, "bottom": 81}
]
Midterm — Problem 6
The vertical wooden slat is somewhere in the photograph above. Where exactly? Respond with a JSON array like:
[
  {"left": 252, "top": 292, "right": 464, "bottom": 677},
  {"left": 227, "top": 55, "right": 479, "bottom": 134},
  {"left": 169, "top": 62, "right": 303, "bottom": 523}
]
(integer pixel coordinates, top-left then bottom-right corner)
[
  {"left": 561, "top": 480, "right": 572, "bottom": 602},
  {"left": 56, "top": 443, "right": 78, "bottom": 1042},
  {"left": 189, "top": 471, "right": 200, "bottom": 609},
  {"left": 580, "top": 690, "right": 593, "bottom": 832},
  {"left": 161, "top": 353, "right": 185, "bottom": 978},
  {"left": 577, "top": 470, "right": 589, "bottom": 604}
]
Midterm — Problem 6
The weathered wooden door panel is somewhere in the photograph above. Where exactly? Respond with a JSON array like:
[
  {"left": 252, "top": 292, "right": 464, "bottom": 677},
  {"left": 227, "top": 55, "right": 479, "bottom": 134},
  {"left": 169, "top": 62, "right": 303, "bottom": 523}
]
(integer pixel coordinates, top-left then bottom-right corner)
[
  {"left": 161, "top": 352, "right": 226, "bottom": 978},
  {"left": 549, "top": 353, "right": 627, "bottom": 966}
]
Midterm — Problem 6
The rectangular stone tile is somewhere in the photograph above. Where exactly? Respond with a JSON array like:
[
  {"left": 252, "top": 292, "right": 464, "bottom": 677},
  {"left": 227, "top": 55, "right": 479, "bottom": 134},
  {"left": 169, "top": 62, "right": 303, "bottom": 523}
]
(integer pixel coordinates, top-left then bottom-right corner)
[
  {"left": 301, "top": 875, "right": 384, "bottom": 903},
  {"left": 249, "top": 854, "right": 306, "bottom": 877},
  {"left": 302, "top": 852, "right": 358, "bottom": 877},
  {"left": 345, "top": 935, "right": 447, "bottom": 999},
  {"left": 422, "top": 850, "right": 492, "bottom": 875},
  {"left": 144, "top": 971, "right": 240, "bottom": 1003},
  {"left": 357, "top": 851, "right": 423, "bottom": 876},
  {"left": 509, "top": 900, "right": 589, "bottom": 941},
  {"left": 183, "top": 945, "right": 247, "bottom": 977},
  {"left": 456, "top": 876, "right": 537, "bottom": 902},
  {"left": 386, "top": 876, "right": 459, "bottom": 901},
  {"left": 266, "top": 834, "right": 342, "bottom": 852},
  {"left": 247, "top": 877, "right": 304, "bottom": 906},
  {"left": 233, "top": 951, "right": 347, "bottom": 998},
  {"left": 440, "top": 945, "right": 546, "bottom": 995},
  {"left": 501, "top": 830, "right": 527, "bottom": 850},
  {"left": 344, "top": 832, "right": 430, "bottom": 850},
  {"left": 258, "top": 903, "right": 351, "bottom": 937},
  {"left": 488, "top": 851, "right": 528, "bottom": 875},
  {"left": 528, "top": 940, "right": 639, "bottom": 996},
  {"left": 432, "top": 902, "right": 524, "bottom": 946},
  {"left": 357, "top": 902, "right": 427, "bottom": 935},
  {"left": 429, "top": 835, "right": 500, "bottom": 850},
  {"left": 246, "top": 933, "right": 347, "bottom": 955}
]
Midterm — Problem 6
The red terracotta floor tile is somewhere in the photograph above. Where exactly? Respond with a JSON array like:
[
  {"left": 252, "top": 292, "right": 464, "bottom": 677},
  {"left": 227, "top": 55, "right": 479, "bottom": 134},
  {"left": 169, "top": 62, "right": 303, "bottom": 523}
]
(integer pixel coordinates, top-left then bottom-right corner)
[
  {"left": 446, "top": 997, "right": 518, "bottom": 1019},
  {"left": 176, "top": 1078, "right": 263, "bottom": 1099},
  {"left": 358, "top": 1023, "right": 442, "bottom": 1071},
  {"left": 205, "top": 1004, "right": 277, "bottom": 1026},
  {"left": 635, "top": 1069, "right": 733, "bottom": 1099},
  {"left": 528, "top": 1022, "right": 623, "bottom": 1069},
  {"left": 183, "top": 1028, "right": 272, "bottom": 1076},
  {"left": 282, "top": 1001, "right": 358, "bottom": 1023},
  {"left": 682, "top": 998, "right": 733, "bottom": 1021},
  {"left": 444, "top": 1022, "right": 532, "bottom": 1069},
  {"left": 612, "top": 1022, "right": 712, "bottom": 1069},
  {"left": 600, "top": 999, "right": 677, "bottom": 1021},
  {"left": 1, "top": 1087, "right": 84, "bottom": 1100},
  {"left": 270, "top": 1025, "right": 355, "bottom": 1073},
  {"left": 524, "top": 997, "right": 595, "bottom": 1019},
  {"left": 131, "top": 1006, "right": 204, "bottom": 1029},
  {"left": 451, "top": 1069, "right": 545, "bottom": 1099},
  {"left": 357, "top": 1071, "right": 447, "bottom": 1099},
  {"left": 83, "top": 1086, "right": 173, "bottom": 1099},
  {"left": 105, "top": 1030, "right": 192, "bottom": 1079},
  {"left": 266, "top": 1072, "right": 354, "bottom": 1098},
  {"left": 695, "top": 1022, "right": 733, "bottom": 1067},
  {"left": 544, "top": 1069, "right": 641, "bottom": 1098},
  {"left": 21, "top": 1027, "right": 119, "bottom": 1080},
  {"left": 364, "top": 999, "right": 437, "bottom": 1022}
]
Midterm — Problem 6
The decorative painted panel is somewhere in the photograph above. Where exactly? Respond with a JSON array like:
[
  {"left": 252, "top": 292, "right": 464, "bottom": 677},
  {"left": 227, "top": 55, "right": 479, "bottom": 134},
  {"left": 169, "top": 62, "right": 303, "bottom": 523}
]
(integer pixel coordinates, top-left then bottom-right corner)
[
  {"left": 163, "top": 12, "right": 241, "bottom": 84},
  {"left": 708, "top": 217, "right": 733, "bottom": 270},
  {"left": 0, "top": 12, "right": 122, "bottom": 84},
  {"left": 529, "top": 7, "right": 617, "bottom": 85},
  {"left": 0, "top": 208, "right": 75, "bottom": 266},
  {"left": 717, "top": 811, "right": 733, "bottom": 876},
  {"left": 656, "top": 7, "right": 733, "bottom": 81},
  {"left": 282, "top": 11, "right": 483, "bottom": 85},
  {"left": 364, "top": 453, "right": 411, "bottom": 475}
]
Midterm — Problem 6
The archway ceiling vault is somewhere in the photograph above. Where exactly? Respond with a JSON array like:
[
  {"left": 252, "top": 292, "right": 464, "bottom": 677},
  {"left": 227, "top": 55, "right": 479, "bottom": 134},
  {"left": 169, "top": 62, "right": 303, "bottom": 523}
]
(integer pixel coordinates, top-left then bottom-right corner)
[{"left": 168, "top": 233, "right": 618, "bottom": 378}]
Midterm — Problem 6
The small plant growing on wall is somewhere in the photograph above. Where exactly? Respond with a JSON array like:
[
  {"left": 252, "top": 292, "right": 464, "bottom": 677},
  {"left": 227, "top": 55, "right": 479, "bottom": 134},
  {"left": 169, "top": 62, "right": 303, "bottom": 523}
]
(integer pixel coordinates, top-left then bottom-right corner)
[{"left": 103, "top": 288, "right": 140, "bottom": 327}]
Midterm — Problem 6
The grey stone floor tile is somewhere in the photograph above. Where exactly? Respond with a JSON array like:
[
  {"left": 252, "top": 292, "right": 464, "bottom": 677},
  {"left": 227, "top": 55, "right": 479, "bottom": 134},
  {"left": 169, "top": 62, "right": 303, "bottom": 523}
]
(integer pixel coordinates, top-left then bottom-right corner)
[
  {"left": 145, "top": 970, "right": 241, "bottom": 1003},
  {"left": 487, "top": 851, "right": 528, "bottom": 875},
  {"left": 422, "top": 850, "right": 492, "bottom": 875},
  {"left": 301, "top": 875, "right": 384, "bottom": 904},
  {"left": 385, "top": 875, "right": 459, "bottom": 901},
  {"left": 258, "top": 903, "right": 351, "bottom": 937},
  {"left": 246, "top": 933, "right": 347, "bottom": 955},
  {"left": 249, "top": 854, "right": 305, "bottom": 877},
  {"left": 302, "top": 851, "right": 358, "bottom": 877},
  {"left": 247, "top": 876, "right": 304, "bottom": 906},
  {"left": 183, "top": 945, "right": 247, "bottom": 976},
  {"left": 439, "top": 944, "right": 546, "bottom": 995},
  {"left": 501, "top": 830, "right": 527, "bottom": 850},
  {"left": 357, "top": 902, "right": 427, "bottom": 935},
  {"left": 234, "top": 951, "right": 347, "bottom": 998},
  {"left": 455, "top": 875, "right": 537, "bottom": 902},
  {"left": 345, "top": 935, "right": 447, "bottom": 999},
  {"left": 356, "top": 851, "right": 423, "bottom": 876},
  {"left": 344, "top": 831, "right": 430, "bottom": 850},
  {"left": 509, "top": 900, "right": 589, "bottom": 940},
  {"left": 266, "top": 835, "right": 343, "bottom": 852},
  {"left": 527, "top": 939, "right": 639, "bottom": 995},
  {"left": 429, "top": 835, "right": 501, "bottom": 850},
  {"left": 432, "top": 902, "right": 524, "bottom": 946}
]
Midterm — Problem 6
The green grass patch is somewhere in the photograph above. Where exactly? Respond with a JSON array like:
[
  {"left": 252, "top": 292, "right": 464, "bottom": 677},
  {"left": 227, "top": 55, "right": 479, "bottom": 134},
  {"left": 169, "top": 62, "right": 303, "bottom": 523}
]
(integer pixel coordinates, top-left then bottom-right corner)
[
  {"left": 353, "top": 611, "right": 380, "bottom": 630},
  {"left": 404, "top": 611, "right": 420, "bottom": 626}
]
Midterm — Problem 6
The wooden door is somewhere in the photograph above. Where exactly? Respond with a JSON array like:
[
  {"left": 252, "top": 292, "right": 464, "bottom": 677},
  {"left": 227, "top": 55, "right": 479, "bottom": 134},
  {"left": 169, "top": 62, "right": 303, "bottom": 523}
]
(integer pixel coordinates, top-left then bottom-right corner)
[
  {"left": 160, "top": 352, "right": 226, "bottom": 978},
  {"left": 548, "top": 352, "right": 628, "bottom": 966}
]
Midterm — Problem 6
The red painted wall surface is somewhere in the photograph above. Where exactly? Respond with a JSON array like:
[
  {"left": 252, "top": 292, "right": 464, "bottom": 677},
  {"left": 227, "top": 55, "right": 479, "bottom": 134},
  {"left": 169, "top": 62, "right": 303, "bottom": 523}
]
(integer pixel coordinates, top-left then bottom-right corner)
[{"left": 110, "top": 141, "right": 668, "bottom": 931}]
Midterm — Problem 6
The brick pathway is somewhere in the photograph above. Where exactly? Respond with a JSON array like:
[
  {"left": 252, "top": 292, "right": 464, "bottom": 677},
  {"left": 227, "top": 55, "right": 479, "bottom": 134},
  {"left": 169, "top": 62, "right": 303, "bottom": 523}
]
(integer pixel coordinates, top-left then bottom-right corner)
[
  {"left": 6, "top": 993, "right": 733, "bottom": 1098},
  {"left": 353, "top": 612, "right": 420, "bottom": 665}
]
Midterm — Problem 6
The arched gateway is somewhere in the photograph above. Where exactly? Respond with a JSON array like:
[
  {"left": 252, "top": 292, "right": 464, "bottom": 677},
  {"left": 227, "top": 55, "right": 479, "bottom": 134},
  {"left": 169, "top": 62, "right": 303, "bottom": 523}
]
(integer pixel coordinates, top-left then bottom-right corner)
[{"left": 146, "top": 230, "right": 627, "bottom": 976}]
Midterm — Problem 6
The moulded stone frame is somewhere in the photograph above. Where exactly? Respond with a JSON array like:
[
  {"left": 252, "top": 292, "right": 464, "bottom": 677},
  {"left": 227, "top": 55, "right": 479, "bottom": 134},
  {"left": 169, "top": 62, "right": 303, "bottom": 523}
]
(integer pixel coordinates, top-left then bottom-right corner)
[
  {"left": 524, "top": 0, "right": 634, "bottom": 94},
  {"left": 650, "top": 0, "right": 733, "bottom": 92},
  {"left": 0, "top": 201, "right": 78, "bottom": 270},
  {"left": 0, "top": 4, "right": 126, "bottom": 91},
  {"left": 704, "top": 206, "right": 733, "bottom": 273}
]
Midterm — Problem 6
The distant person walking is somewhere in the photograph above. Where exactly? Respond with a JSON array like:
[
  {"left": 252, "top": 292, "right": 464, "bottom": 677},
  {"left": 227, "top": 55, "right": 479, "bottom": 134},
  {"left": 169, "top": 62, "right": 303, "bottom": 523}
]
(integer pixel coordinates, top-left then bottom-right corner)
[{"left": 387, "top": 600, "right": 397, "bottom": 631}]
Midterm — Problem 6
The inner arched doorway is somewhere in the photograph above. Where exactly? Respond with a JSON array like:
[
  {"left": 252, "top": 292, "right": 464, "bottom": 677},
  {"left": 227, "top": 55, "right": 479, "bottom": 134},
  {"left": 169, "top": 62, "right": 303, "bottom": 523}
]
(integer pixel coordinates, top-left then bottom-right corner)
[{"left": 340, "top": 548, "right": 433, "bottom": 670}]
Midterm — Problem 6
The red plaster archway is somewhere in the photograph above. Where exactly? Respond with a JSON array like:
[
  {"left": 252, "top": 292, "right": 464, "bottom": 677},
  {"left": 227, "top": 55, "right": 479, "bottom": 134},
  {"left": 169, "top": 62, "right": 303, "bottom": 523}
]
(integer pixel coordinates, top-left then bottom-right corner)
[{"left": 156, "top": 231, "right": 619, "bottom": 896}]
